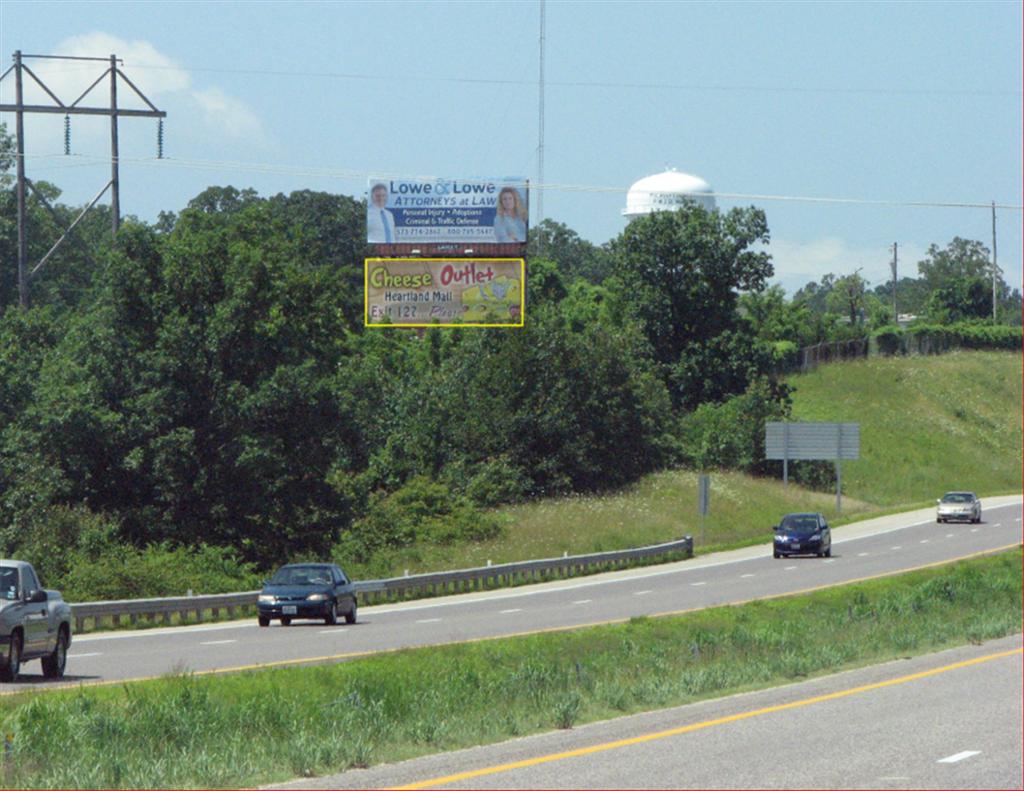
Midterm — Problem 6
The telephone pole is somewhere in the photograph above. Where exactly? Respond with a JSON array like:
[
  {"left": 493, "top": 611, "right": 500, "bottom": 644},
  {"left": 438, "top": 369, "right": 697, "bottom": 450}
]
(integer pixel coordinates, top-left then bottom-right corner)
[
  {"left": 890, "top": 242, "right": 898, "bottom": 324},
  {"left": 991, "top": 201, "right": 998, "bottom": 324},
  {"left": 537, "top": 0, "right": 546, "bottom": 238},
  {"left": 0, "top": 50, "right": 166, "bottom": 308}
]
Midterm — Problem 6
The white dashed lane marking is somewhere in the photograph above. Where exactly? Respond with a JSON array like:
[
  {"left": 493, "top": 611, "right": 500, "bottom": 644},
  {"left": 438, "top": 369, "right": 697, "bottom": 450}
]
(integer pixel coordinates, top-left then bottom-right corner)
[
  {"left": 740, "top": 574, "right": 755, "bottom": 578},
  {"left": 318, "top": 629, "right": 348, "bottom": 634},
  {"left": 891, "top": 546, "right": 902, "bottom": 550},
  {"left": 200, "top": 640, "right": 237, "bottom": 646},
  {"left": 938, "top": 751, "right": 981, "bottom": 764},
  {"left": 633, "top": 590, "right": 652, "bottom": 596},
  {"left": 416, "top": 618, "right": 442, "bottom": 624},
  {"left": 946, "top": 533, "right": 954, "bottom": 538},
  {"left": 572, "top": 599, "right": 592, "bottom": 605},
  {"left": 69, "top": 652, "right": 102, "bottom": 658},
  {"left": 920, "top": 539, "right": 930, "bottom": 544},
  {"left": 784, "top": 566, "right": 797, "bottom": 571},
  {"left": 500, "top": 609, "right": 523, "bottom": 614},
  {"left": 691, "top": 582, "right": 707, "bottom": 587}
]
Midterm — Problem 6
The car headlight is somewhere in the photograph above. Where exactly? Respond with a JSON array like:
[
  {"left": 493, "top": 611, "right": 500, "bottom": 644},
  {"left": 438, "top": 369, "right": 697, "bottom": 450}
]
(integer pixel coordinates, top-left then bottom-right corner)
[
  {"left": 306, "top": 593, "right": 329, "bottom": 602},
  {"left": 258, "top": 594, "right": 275, "bottom": 603}
]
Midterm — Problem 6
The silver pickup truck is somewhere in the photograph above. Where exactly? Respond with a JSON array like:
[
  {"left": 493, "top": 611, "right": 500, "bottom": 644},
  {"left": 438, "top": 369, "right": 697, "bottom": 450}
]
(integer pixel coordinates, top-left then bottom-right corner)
[{"left": 0, "top": 560, "right": 72, "bottom": 681}]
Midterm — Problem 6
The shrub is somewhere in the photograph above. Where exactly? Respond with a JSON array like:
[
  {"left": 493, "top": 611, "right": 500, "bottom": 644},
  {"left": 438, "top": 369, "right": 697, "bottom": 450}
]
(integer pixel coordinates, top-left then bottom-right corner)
[
  {"left": 872, "top": 326, "right": 904, "bottom": 356},
  {"left": 678, "top": 377, "right": 791, "bottom": 473},
  {"left": 59, "top": 542, "right": 261, "bottom": 602},
  {"left": 342, "top": 477, "right": 505, "bottom": 562}
]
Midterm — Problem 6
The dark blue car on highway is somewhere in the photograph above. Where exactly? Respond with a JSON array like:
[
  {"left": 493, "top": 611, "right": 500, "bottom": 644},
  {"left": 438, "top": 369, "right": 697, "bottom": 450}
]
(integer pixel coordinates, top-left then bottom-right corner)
[
  {"left": 773, "top": 512, "right": 832, "bottom": 558},
  {"left": 257, "top": 563, "right": 357, "bottom": 627}
]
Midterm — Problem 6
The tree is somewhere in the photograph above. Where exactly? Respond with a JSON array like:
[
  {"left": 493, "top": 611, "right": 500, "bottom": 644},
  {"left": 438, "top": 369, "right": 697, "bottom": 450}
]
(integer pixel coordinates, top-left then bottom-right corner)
[
  {"left": 527, "top": 218, "right": 612, "bottom": 283},
  {"left": 610, "top": 203, "right": 774, "bottom": 409},
  {"left": 917, "top": 237, "right": 992, "bottom": 292},
  {"left": 925, "top": 276, "right": 992, "bottom": 323},
  {"left": 826, "top": 271, "right": 868, "bottom": 326}
]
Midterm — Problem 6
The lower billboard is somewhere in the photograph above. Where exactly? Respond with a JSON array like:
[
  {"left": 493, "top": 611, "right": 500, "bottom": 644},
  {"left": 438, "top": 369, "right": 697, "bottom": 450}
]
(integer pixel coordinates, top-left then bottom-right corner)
[{"left": 365, "top": 258, "right": 525, "bottom": 328}]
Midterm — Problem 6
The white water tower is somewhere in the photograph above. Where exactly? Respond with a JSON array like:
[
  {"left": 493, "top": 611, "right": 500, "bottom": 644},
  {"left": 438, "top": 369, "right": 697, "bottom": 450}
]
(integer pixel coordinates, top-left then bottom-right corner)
[{"left": 622, "top": 168, "right": 716, "bottom": 218}]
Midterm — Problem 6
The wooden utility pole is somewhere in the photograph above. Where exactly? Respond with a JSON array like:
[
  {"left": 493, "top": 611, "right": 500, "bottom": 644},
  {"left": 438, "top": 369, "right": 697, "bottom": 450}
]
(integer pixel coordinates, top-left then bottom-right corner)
[
  {"left": 890, "top": 242, "right": 898, "bottom": 324},
  {"left": 991, "top": 201, "right": 998, "bottom": 323}
]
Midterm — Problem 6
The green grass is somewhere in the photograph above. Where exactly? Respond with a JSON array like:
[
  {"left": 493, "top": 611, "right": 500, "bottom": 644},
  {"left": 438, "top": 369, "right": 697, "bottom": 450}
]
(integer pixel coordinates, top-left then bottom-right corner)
[
  {"left": 2, "top": 548, "right": 1020, "bottom": 789},
  {"left": 788, "top": 350, "right": 1023, "bottom": 505},
  {"left": 348, "top": 350, "right": 1021, "bottom": 578}
]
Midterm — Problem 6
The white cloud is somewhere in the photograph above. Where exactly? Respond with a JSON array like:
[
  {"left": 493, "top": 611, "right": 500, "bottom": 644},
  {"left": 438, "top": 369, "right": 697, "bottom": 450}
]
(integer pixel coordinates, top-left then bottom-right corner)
[
  {"left": 5, "top": 33, "right": 263, "bottom": 147},
  {"left": 192, "top": 87, "right": 264, "bottom": 142}
]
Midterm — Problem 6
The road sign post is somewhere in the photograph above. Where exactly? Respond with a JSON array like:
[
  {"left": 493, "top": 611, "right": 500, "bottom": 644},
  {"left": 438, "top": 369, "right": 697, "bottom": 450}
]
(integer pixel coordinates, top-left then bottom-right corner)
[{"left": 697, "top": 474, "right": 710, "bottom": 546}]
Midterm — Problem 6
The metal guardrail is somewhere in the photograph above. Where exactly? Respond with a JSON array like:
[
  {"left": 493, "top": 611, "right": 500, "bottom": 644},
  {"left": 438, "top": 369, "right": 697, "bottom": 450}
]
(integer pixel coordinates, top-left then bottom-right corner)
[{"left": 69, "top": 536, "right": 693, "bottom": 633}]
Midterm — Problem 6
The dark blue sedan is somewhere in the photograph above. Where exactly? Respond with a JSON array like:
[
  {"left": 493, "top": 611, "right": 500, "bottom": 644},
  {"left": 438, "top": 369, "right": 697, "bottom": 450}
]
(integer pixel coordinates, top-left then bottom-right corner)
[
  {"left": 257, "top": 563, "right": 358, "bottom": 627},
  {"left": 773, "top": 512, "right": 832, "bottom": 558}
]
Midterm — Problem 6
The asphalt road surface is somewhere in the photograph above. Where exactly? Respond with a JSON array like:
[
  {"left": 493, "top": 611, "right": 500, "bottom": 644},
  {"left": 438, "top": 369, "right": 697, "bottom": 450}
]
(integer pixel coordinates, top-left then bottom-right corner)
[
  {"left": 278, "top": 634, "right": 1023, "bottom": 790},
  {"left": 8, "top": 496, "right": 1020, "bottom": 692}
]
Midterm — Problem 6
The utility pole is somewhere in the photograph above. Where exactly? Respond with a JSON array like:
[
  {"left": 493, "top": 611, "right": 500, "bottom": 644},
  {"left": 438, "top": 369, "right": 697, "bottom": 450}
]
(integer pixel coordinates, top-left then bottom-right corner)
[
  {"left": 890, "top": 242, "right": 898, "bottom": 324},
  {"left": 991, "top": 201, "right": 998, "bottom": 324},
  {"left": 109, "top": 54, "right": 120, "bottom": 236},
  {"left": 0, "top": 51, "right": 166, "bottom": 308},
  {"left": 13, "top": 51, "right": 27, "bottom": 309},
  {"left": 537, "top": 0, "right": 546, "bottom": 245}
]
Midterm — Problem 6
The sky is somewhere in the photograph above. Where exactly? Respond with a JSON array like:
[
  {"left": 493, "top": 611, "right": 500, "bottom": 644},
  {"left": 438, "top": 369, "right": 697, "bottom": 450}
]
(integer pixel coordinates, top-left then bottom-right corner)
[{"left": 2, "top": 0, "right": 1021, "bottom": 294}]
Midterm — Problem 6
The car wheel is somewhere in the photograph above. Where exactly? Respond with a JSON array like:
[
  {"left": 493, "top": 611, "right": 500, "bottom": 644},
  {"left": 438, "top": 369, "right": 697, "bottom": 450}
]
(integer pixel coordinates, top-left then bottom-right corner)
[
  {"left": 325, "top": 601, "right": 338, "bottom": 626},
  {"left": 0, "top": 632, "right": 22, "bottom": 682},
  {"left": 773, "top": 551, "right": 780, "bottom": 559},
  {"left": 344, "top": 601, "right": 357, "bottom": 625},
  {"left": 825, "top": 546, "right": 832, "bottom": 558},
  {"left": 280, "top": 617, "right": 292, "bottom": 626},
  {"left": 41, "top": 627, "right": 68, "bottom": 679},
  {"left": 258, "top": 616, "right": 270, "bottom": 627}
]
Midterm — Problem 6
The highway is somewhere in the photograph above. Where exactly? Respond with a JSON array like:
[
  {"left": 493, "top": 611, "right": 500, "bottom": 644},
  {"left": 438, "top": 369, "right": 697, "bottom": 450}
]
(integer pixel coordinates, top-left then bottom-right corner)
[
  {"left": 9, "top": 496, "right": 1021, "bottom": 691},
  {"left": 279, "top": 635, "right": 1022, "bottom": 790}
]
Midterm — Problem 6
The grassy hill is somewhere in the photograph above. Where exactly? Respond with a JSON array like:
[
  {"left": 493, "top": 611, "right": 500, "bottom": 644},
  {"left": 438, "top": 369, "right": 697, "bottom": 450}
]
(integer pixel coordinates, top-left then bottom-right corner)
[
  {"left": 787, "top": 350, "right": 1022, "bottom": 505},
  {"left": 349, "top": 350, "right": 1021, "bottom": 577}
]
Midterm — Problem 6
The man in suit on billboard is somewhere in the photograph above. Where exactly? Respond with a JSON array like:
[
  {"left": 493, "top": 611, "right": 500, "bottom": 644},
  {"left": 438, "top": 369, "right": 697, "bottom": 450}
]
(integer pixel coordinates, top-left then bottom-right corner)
[{"left": 367, "top": 183, "right": 397, "bottom": 243}]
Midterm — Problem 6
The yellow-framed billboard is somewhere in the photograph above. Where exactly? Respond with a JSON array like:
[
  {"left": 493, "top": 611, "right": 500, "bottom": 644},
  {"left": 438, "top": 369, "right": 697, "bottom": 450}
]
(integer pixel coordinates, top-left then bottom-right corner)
[{"left": 364, "top": 258, "right": 525, "bottom": 328}]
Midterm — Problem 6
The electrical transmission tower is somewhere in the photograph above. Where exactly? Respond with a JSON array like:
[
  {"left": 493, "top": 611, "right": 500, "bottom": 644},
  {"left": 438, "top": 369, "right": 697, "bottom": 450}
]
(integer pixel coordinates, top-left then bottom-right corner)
[{"left": 0, "top": 50, "right": 166, "bottom": 309}]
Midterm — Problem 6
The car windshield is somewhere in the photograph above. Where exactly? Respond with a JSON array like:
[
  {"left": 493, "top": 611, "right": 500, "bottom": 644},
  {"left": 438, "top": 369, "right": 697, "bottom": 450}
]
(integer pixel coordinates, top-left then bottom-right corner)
[
  {"left": 780, "top": 515, "right": 819, "bottom": 532},
  {"left": 0, "top": 567, "right": 16, "bottom": 600},
  {"left": 941, "top": 493, "right": 973, "bottom": 503},
  {"left": 269, "top": 567, "right": 331, "bottom": 586}
]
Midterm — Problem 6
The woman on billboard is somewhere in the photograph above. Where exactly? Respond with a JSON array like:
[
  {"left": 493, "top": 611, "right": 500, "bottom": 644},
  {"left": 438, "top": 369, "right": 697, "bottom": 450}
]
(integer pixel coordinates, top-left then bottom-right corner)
[{"left": 492, "top": 187, "right": 528, "bottom": 243}]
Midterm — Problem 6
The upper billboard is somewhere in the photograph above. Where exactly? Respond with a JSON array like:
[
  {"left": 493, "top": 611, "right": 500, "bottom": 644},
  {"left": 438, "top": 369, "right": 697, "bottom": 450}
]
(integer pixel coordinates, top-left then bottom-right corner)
[{"left": 367, "top": 177, "right": 528, "bottom": 246}]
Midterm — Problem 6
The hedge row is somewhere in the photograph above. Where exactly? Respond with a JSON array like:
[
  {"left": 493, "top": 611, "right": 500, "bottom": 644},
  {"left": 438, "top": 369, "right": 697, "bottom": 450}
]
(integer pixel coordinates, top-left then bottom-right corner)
[{"left": 873, "top": 322, "right": 1022, "bottom": 356}]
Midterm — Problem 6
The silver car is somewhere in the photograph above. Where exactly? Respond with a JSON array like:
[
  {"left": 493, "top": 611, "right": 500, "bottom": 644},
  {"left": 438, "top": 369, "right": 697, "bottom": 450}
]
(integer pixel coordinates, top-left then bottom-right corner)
[{"left": 936, "top": 492, "right": 981, "bottom": 524}]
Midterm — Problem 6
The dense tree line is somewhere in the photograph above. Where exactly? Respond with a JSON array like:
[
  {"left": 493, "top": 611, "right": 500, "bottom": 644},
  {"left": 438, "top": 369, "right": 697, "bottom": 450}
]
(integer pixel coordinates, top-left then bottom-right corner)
[{"left": 0, "top": 123, "right": 1018, "bottom": 594}]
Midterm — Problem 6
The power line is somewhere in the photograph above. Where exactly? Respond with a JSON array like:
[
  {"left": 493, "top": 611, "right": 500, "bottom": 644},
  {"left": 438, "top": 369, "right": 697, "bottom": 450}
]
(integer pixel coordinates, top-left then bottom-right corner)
[
  {"left": 17, "top": 151, "right": 1024, "bottom": 212},
  {"left": 114, "top": 62, "right": 1021, "bottom": 98}
]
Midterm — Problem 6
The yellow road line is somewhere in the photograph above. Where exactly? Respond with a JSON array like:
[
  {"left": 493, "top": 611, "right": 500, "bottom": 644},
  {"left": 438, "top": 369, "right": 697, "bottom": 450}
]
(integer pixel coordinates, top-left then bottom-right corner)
[
  {"left": 5, "top": 542, "right": 1019, "bottom": 697},
  {"left": 392, "top": 646, "right": 1024, "bottom": 790}
]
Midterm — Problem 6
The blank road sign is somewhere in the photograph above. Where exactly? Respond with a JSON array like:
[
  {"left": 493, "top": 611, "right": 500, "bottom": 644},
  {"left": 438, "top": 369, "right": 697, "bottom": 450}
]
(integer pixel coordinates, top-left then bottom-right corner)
[{"left": 765, "top": 422, "right": 860, "bottom": 461}]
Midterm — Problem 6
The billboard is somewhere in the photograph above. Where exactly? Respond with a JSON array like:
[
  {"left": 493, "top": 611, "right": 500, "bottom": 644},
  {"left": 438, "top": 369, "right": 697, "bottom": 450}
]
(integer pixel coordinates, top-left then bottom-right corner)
[
  {"left": 365, "top": 258, "right": 524, "bottom": 328},
  {"left": 366, "top": 177, "right": 528, "bottom": 245}
]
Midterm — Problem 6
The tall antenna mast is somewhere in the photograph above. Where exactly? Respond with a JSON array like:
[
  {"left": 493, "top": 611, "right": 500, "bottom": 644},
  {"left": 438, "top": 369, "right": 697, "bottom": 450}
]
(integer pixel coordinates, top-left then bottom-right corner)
[{"left": 537, "top": 0, "right": 546, "bottom": 234}]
